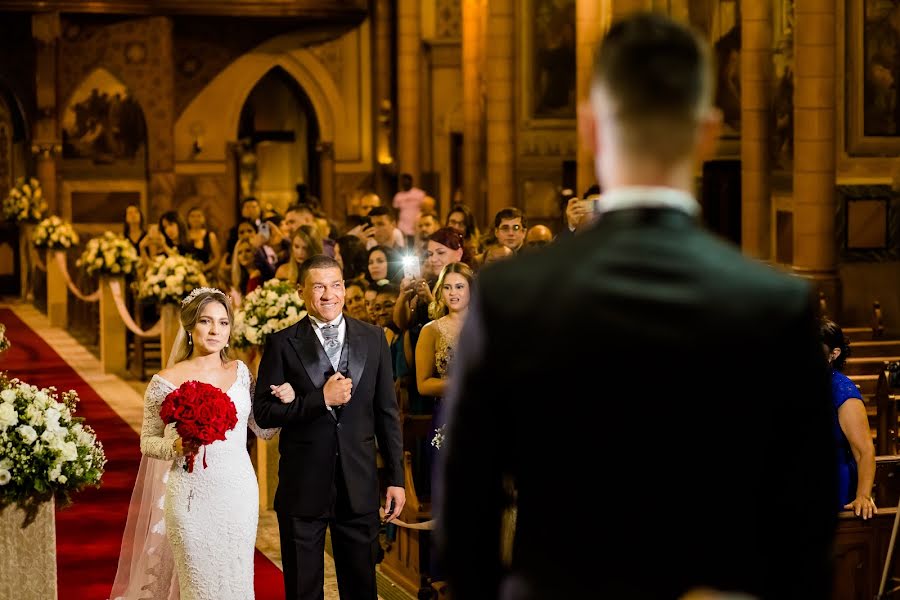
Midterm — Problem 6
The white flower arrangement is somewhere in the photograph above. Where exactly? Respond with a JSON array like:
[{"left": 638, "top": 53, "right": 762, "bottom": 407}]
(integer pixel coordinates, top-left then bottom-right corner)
[
  {"left": 76, "top": 231, "right": 139, "bottom": 277},
  {"left": 31, "top": 216, "right": 80, "bottom": 250},
  {"left": 2, "top": 177, "right": 47, "bottom": 223},
  {"left": 0, "top": 324, "right": 9, "bottom": 355},
  {"left": 232, "top": 278, "right": 306, "bottom": 349},
  {"left": 137, "top": 254, "right": 208, "bottom": 305},
  {"left": 0, "top": 372, "right": 106, "bottom": 524}
]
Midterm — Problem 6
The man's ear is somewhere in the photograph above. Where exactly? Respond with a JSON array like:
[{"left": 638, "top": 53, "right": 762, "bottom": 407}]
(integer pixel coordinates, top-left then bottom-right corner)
[
  {"left": 696, "top": 107, "right": 723, "bottom": 163},
  {"left": 578, "top": 101, "right": 599, "bottom": 155}
]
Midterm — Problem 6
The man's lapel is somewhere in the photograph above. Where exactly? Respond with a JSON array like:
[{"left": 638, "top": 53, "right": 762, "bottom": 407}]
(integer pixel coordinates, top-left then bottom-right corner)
[
  {"left": 345, "top": 317, "right": 367, "bottom": 394},
  {"left": 287, "top": 317, "right": 332, "bottom": 392}
]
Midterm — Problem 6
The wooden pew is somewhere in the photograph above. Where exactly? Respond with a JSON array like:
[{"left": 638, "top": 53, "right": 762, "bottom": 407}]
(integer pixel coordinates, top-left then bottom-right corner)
[
  {"left": 834, "top": 456, "right": 900, "bottom": 599},
  {"left": 379, "top": 450, "right": 436, "bottom": 598}
]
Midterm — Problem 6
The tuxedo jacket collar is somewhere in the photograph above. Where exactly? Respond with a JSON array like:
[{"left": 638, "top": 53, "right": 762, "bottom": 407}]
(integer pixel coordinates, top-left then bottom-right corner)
[{"left": 287, "top": 315, "right": 367, "bottom": 398}]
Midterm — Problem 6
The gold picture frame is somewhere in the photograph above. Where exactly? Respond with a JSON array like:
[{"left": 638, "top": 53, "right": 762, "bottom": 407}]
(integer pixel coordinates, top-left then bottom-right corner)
[
  {"left": 519, "top": 0, "right": 577, "bottom": 128},
  {"left": 846, "top": 0, "right": 900, "bottom": 156}
]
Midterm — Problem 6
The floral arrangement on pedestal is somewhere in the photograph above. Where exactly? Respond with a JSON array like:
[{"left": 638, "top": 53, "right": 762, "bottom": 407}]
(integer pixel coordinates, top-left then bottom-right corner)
[
  {"left": 77, "top": 231, "right": 139, "bottom": 277},
  {"left": 31, "top": 216, "right": 80, "bottom": 250},
  {"left": 2, "top": 177, "right": 47, "bottom": 223},
  {"left": 136, "top": 254, "right": 208, "bottom": 305},
  {"left": 232, "top": 278, "right": 306, "bottom": 349},
  {"left": 0, "top": 372, "right": 106, "bottom": 524},
  {"left": 0, "top": 324, "right": 9, "bottom": 355}
]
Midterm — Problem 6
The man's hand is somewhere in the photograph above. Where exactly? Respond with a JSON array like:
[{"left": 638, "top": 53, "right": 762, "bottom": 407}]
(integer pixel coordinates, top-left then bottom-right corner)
[
  {"left": 323, "top": 371, "right": 353, "bottom": 407},
  {"left": 566, "top": 197, "right": 590, "bottom": 231},
  {"left": 382, "top": 486, "right": 406, "bottom": 523}
]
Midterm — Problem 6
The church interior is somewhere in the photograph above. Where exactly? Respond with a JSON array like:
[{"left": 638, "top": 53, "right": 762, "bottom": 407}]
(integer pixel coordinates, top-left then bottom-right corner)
[{"left": 1, "top": 0, "right": 900, "bottom": 598}]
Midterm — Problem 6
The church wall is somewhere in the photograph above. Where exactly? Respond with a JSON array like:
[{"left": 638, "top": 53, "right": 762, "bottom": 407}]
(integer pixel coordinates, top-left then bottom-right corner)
[{"left": 173, "top": 23, "right": 373, "bottom": 231}]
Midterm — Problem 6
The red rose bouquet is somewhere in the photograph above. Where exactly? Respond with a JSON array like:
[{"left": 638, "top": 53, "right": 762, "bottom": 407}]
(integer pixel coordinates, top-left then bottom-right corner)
[{"left": 159, "top": 380, "right": 238, "bottom": 472}]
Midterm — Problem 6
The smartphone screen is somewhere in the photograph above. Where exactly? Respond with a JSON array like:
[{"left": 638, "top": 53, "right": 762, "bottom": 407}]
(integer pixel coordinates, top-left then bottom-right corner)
[
  {"left": 258, "top": 222, "right": 270, "bottom": 241},
  {"left": 403, "top": 257, "right": 421, "bottom": 280}
]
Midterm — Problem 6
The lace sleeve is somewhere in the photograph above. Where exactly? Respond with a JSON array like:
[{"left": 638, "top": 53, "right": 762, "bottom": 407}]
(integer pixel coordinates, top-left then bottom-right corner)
[
  {"left": 245, "top": 363, "right": 280, "bottom": 440},
  {"left": 139, "top": 377, "right": 179, "bottom": 461}
]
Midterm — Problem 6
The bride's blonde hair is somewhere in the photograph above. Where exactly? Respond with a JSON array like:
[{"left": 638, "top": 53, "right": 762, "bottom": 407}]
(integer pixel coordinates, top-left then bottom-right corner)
[{"left": 170, "top": 289, "right": 234, "bottom": 364}]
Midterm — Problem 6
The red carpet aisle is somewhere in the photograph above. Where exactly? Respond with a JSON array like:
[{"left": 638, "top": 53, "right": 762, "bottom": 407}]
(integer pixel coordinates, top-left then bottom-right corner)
[{"left": 0, "top": 308, "right": 285, "bottom": 600}]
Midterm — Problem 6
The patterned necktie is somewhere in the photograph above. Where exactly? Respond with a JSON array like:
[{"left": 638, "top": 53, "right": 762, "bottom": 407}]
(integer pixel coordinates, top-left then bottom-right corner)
[{"left": 321, "top": 324, "right": 340, "bottom": 370}]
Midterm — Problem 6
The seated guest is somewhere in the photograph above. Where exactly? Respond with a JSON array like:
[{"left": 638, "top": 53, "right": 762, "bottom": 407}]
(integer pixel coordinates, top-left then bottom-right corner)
[
  {"left": 523, "top": 224, "right": 554, "bottom": 251},
  {"left": 822, "top": 318, "right": 877, "bottom": 519}
]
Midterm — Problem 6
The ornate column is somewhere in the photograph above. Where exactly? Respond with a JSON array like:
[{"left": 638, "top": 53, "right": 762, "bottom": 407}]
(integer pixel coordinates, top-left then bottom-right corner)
[
  {"left": 576, "top": 0, "right": 609, "bottom": 195},
  {"left": 397, "top": 0, "right": 421, "bottom": 183},
  {"left": 741, "top": 0, "right": 773, "bottom": 260},
  {"left": 792, "top": 0, "right": 838, "bottom": 303},
  {"left": 485, "top": 0, "right": 515, "bottom": 223},
  {"left": 31, "top": 13, "right": 61, "bottom": 216},
  {"left": 462, "top": 0, "right": 486, "bottom": 210}
]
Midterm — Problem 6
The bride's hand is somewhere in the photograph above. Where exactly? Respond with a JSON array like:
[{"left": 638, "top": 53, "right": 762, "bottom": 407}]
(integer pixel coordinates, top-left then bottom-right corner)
[
  {"left": 270, "top": 382, "right": 296, "bottom": 404},
  {"left": 173, "top": 437, "right": 199, "bottom": 456}
]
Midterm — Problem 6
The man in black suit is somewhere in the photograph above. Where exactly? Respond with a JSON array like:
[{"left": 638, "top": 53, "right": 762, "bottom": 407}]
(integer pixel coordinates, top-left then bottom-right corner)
[
  {"left": 255, "top": 254, "right": 405, "bottom": 600},
  {"left": 436, "top": 13, "right": 836, "bottom": 600}
]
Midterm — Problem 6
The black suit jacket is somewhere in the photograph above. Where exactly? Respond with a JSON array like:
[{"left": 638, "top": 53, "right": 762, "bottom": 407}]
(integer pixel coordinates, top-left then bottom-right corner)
[
  {"left": 254, "top": 316, "right": 404, "bottom": 517},
  {"left": 437, "top": 207, "right": 837, "bottom": 599}
]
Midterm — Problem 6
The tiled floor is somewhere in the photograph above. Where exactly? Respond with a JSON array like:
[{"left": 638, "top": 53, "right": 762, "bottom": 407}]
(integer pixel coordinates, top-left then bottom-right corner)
[{"left": 2, "top": 299, "right": 411, "bottom": 600}]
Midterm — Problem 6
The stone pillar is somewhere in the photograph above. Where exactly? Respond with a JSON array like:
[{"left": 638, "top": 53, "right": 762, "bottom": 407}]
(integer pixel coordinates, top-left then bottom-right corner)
[
  {"left": 318, "top": 141, "right": 335, "bottom": 219},
  {"left": 46, "top": 250, "right": 66, "bottom": 328},
  {"left": 576, "top": 0, "right": 609, "bottom": 195},
  {"left": 373, "top": 0, "right": 395, "bottom": 200},
  {"left": 792, "top": 0, "right": 838, "bottom": 303},
  {"left": 485, "top": 0, "right": 515, "bottom": 223},
  {"left": 462, "top": 0, "right": 486, "bottom": 210},
  {"left": 147, "top": 17, "right": 175, "bottom": 221},
  {"left": 31, "top": 13, "right": 61, "bottom": 215},
  {"left": 397, "top": 0, "right": 421, "bottom": 183},
  {"left": 741, "top": 0, "right": 773, "bottom": 260},
  {"left": 100, "top": 276, "right": 127, "bottom": 375}
]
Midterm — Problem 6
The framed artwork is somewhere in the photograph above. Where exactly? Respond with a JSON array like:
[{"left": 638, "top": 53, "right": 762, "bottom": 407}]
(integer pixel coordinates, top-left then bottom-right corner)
[
  {"left": 688, "top": 0, "right": 741, "bottom": 139},
  {"left": 520, "top": 0, "right": 576, "bottom": 126},
  {"left": 837, "top": 185, "right": 900, "bottom": 261},
  {"left": 846, "top": 0, "right": 900, "bottom": 155},
  {"left": 61, "top": 68, "right": 147, "bottom": 173}
]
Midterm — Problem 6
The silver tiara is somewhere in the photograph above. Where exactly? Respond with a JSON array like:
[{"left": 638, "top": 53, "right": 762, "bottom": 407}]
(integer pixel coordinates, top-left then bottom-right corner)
[{"left": 181, "top": 287, "right": 227, "bottom": 306}]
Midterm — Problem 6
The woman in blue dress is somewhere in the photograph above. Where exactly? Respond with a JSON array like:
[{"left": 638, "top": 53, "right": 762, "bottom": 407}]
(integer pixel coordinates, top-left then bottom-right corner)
[{"left": 821, "top": 319, "right": 877, "bottom": 518}]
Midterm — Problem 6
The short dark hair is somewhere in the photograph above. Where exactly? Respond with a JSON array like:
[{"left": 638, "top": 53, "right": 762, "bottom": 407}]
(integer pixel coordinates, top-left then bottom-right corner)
[
  {"left": 592, "top": 12, "right": 711, "bottom": 162},
  {"left": 299, "top": 254, "right": 342, "bottom": 286},
  {"left": 367, "top": 205, "right": 394, "bottom": 220},
  {"left": 493, "top": 207, "right": 526, "bottom": 229}
]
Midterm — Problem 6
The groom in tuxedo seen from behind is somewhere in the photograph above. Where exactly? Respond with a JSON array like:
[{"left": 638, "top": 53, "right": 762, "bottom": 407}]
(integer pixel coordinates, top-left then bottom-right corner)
[
  {"left": 255, "top": 254, "right": 405, "bottom": 600},
  {"left": 436, "top": 12, "right": 836, "bottom": 600}
]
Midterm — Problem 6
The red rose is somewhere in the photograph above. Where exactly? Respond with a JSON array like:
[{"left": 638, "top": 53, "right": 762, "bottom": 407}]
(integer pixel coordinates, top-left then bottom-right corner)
[{"left": 159, "top": 380, "right": 238, "bottom": 472}]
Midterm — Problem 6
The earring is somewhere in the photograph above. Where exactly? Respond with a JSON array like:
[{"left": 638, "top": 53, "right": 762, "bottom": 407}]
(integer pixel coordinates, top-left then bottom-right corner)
[
  {"left": 187, "top": 332, "right": 193, "bottom": 345},
  {"left": 225, "top": 343, "right": 229, "bottom": 348}
]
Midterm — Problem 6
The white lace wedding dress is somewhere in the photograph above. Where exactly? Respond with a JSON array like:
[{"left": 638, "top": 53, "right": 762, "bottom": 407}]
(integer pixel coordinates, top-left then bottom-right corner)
[{"left": 140, "top": 360, "right": 276, "bottom": 600}]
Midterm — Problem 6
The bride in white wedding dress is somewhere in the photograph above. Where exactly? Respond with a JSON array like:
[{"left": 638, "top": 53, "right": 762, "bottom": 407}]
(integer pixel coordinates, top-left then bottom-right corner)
[{"left": 110, "top": 288, "right": 288, "bottom": 600}]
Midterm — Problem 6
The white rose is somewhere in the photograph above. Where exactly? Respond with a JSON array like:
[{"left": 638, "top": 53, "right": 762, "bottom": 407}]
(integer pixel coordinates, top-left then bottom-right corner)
[
  {"left": 0, "top": 458, "right": 11, "bottom": 470},
  {"left": 17, "top": 424, "right": 37, "bottom": 444},
  {"left": 60, "top": 441, "right": 78, "bottom": 461},
  {"left": 49, "top": 463, "right": 62, "bottom": 481},
  {"left": 0, "top": 403, "right": 18, "bottom": 430},
  {"left": 58, "top": 475, "right": 67, "bottom": 484},
  {"left": 0, "top": 469, "right": 10, "bottom": 485},
  {"left": 0, "top": 389, "right": 16, "bottom": 403}
]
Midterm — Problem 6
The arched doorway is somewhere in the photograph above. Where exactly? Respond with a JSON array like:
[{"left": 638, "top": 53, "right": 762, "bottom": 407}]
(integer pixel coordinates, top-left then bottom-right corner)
[{"left": 236, "top": 66, "right": 321, "bottom": 214}]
